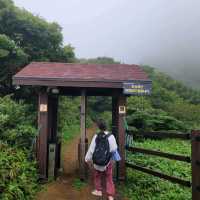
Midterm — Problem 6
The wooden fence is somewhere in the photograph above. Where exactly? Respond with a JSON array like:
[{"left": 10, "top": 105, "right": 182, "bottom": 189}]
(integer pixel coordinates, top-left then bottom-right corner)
[{"left": 125, "top": 130, "right": 200, "bottom": 200}]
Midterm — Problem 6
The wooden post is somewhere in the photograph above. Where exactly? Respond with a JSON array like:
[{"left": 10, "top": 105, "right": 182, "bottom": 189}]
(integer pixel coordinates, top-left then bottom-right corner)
[
  {"left": 48, "top": 95, "right": 60, "bottom": 177},
  {"left": 112, "top": 95, "right": 118, "bottom": 180},
  {"left": 48, "top": 95, "right": 58, "bottom": 142},
  {"left": 112, "top": 96, "right": 118, "bottom": 136},
  {"left": 117, "top": 94, "right": 126, "bottom": 181},
  {"left": 37, "top": 91, "right": 49, "bottom": 179},
  {"left": 80, "top": 90, "right": 87, "bottom": 180},
  {"left": 192, "top": 130, "right": 200, "bottom": 200},
  {"left": 112, "top": 90, "right": 126, "bottom": 181}
]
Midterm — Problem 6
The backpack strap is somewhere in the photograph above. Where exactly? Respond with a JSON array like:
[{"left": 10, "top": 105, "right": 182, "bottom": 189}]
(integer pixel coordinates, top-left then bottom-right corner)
[
  {"left": 96, "top": 132, "right": 112, "bottom": 139},
  {"left": 106, "top": 133, "right": 112, "bottom": 138}
]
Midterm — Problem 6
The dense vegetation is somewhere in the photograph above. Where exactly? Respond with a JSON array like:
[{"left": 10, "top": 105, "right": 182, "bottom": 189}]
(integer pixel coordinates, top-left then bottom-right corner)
[
  {"left": 1, "top": 0, "right": 200, "bottom": 199},
  {"left": 126, "top": 66, "right": 200, "bottom": 132},
  {"left": 0, "top": 96, "right": 38, "bottom": 200},
  {"left": 0, "top": 0, "right": 75, "bottom": 199},
  {"left": 124, "top": 139, "right": 191, "bottom": 200},
  {"left": 0, "top": 0, "right": 75, "bottom": 95},
  {"left": 121, "top": 66, "right": 199, "bottom": 199}
]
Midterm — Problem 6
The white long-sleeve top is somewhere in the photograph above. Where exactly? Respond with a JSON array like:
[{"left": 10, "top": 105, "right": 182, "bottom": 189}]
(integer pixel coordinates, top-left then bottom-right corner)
[{"left": 85, "top": 131, "right": 118, "bottom": 171}]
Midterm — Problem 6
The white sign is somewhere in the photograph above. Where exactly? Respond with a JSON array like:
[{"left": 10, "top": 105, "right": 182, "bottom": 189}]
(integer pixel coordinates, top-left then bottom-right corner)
[
  {"left": 40, "top": 104, "right": 48, "bottom": 112},
  {"left": 119, "top": 106, "right": 126, "bottom": 114}
]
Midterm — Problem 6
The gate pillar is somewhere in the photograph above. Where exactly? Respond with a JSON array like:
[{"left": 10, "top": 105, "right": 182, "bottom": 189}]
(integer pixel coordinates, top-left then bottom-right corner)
[
  {"left": 112, "top": 91, "right": 126, "bottom": 181},
  {"left": 79, "top": 90, "right": 87, "bottom": 180},
  {"left": 192, "top": 130, "right": 200, "bottom": 200},
  {"left": 37, "top": 91, "right": 49, "bottom": 179}
]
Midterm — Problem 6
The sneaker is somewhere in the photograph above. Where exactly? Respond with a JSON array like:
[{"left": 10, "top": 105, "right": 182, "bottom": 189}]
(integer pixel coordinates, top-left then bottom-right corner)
[
  {"left": 108, "top": 196, "right": 114, "bottom": 200},
  {"left": 91, "top": 190, "right": 102, "bottom": 196}
]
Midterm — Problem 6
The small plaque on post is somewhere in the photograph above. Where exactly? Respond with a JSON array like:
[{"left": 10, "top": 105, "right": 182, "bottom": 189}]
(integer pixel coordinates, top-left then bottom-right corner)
[
  {"left": 119, "top": 106, "right": 126, "bottom": 114},
  {"left": 40, "top": 104, "right": 48, "bottom": 112}
]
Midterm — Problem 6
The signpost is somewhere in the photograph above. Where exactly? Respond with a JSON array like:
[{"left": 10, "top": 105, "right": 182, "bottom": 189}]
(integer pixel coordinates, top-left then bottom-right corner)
[{"left": 123, "top": 81, "right": 152, "bottom": 95}]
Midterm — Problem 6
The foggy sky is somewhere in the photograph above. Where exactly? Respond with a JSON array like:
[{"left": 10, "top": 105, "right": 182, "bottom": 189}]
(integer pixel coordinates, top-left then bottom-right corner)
[{"left": 13, "top": 0, "right": 200, "bottom": 77}]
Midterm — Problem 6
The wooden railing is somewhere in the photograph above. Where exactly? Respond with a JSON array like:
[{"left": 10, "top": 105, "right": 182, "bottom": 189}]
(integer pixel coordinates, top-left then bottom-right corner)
[
  {"left": 126, "top": 130, "right": 191, "bottom": 140},
  {"left": 125, "top": 130, "right": 200, "bottom": 200},
  {"left": 126, "top": 146, "right": 191, "bottom": 163}
]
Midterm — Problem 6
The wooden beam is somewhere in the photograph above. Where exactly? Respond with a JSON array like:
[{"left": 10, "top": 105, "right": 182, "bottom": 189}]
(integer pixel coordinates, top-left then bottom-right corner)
[
  {"left": 48, "top": 95, "right": 61, "bottom": 176},
  {"left": 126, "top": 146, "right": 191, "bottom": 163},
  {"left": 59, "top": 87, "right": 119, "bottom": 97},
  {"left": 13, "top": 78, "right": 123, "bottom": 88},
  {"left": 80, "top": 90, "right": 87, "bottom": 180},
  {"left": 127, "top": 131, "right": 191, "bottom": 140},
  {"left": 37, "top": 91, "right": 49, "bottom": 179},
  {"left": 48, "top": 95, "right": 58, "bottom": 142},
  {"left": 116, "top": 93, "right": 126, "bottom": 181},
  {"left": 112, "top": 95, "right": 118, "bottom": 180},
  {"left": 126, "top": 162, "right": 191, "bottom": 187},
  {"left": 112, "top": 94, "right": 118, "bottom": 138}
]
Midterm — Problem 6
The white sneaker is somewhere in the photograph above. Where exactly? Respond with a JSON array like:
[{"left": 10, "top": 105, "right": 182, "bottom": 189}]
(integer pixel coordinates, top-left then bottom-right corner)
[
  {"left": 108, "top": 196, "right": 114, "bottom": 200},
  {"left": 91, "top": 190, "right": 102, "bottom": 196}
]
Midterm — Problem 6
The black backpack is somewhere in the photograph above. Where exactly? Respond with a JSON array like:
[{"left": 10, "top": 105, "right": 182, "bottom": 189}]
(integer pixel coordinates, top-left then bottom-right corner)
[{"left": 92, "top": 132, "right": 112, "bottom": 166}]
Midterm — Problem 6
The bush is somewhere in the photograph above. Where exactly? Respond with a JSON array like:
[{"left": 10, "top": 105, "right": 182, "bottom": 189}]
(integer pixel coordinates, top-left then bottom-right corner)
[
  {"left": 0, "top": 143, "right": 39, "bottom": 200},
  {"left": 0, "top": 95, "right": 36, "bottom": 148},
  {"left": 58, "top": 96, "right": 93, "bottom": 142},
  {"left": 127, "top": 109, "right": 188, "bottom": 132},
  {"left": 0, "top": 96, "right": 39, "bottom": 199}
]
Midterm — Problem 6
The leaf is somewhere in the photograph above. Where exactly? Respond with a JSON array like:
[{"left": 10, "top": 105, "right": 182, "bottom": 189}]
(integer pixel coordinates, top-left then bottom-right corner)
[{"left": 0, "top": 49, "right": 9, "bottom": 57}]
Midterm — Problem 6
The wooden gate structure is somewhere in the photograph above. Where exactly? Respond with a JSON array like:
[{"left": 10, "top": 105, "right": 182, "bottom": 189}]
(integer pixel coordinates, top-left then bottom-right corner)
[{"left": 13, "top": 62, "right": 151, "bottom": 181}]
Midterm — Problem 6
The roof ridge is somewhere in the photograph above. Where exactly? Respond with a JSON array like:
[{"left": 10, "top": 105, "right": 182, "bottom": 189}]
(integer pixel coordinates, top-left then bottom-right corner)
[{"left": 30, "top": 61, "right": 140, "bottom": 67}]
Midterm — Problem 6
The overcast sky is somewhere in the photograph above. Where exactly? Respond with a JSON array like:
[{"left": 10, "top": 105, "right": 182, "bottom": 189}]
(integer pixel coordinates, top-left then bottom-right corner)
[{"left": 13, "top": 0, "right": 200, "bottom": 74}]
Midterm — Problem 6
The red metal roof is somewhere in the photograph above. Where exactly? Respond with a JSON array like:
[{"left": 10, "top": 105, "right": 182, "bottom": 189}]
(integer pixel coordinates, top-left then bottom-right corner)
[{"left": 13, "top": 62, "right": 150, "bottom": 88}]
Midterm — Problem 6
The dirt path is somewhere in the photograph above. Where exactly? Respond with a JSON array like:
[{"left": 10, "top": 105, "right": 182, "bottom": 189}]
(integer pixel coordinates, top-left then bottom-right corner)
[{"left": 36, "top": 127, "right": 126, "bottom": 200}]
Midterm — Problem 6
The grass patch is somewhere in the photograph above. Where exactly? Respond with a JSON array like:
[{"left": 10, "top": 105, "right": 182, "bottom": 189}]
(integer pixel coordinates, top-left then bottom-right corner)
[
  {"left": 124, "top": 139, "right": 191, "bottom": 200},
  {"left": 72, "top": 178, "right": 87, "bottom": 190},
  {"left": 62, "top": 124, "right": 80, "bottom": 143}
]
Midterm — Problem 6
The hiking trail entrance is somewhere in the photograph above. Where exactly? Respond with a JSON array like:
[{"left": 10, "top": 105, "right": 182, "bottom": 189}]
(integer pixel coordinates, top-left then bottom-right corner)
[
  {"left": 36, "top": 127, "right": 95, "bottom": 200},
  {"left": 13, "top": 62, "right": 151, "bottom": 181},
  {"left": 36, "top": 126, "right": 127, "bottom": 200}
]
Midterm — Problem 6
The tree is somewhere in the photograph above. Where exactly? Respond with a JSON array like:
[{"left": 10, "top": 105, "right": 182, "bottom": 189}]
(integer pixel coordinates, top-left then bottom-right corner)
[
  {"left": 78, "top": 57, "right": 120, "bottom": 64},
  {"left": 0, "top": 34, "right": 28, "bottom": 95},
  {"left": 0, "top": 0, "right": 75, "bottom": 95},
  {"left": 0, "top": 0, "right": 75, "bottom": 62}
]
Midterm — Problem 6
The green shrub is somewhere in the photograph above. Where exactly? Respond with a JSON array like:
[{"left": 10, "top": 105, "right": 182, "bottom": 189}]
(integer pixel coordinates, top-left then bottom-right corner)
[
  {"left": 58, "top": 96, "right": 80, "bottom": 142},
  {"left": 0, "top": 95, "right": 36, "bottom": 148},
  {"left": 127, "top": 109, "right": 188, "bottom": 132},
  {"left": 98, "top": 111, "right": 112, "bottom": 130},
  {"left": 58, "top": 96, "right": 93, "bottom": 142},
  {"left": 0, "top": 96, "right": 39, "bottom": 199},
  {"left": 0, "top": 143, "right": 39, "bottom": 200}
]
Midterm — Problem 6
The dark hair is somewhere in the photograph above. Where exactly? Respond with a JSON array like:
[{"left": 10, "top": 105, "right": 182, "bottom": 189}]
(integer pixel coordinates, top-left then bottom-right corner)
[{"left": 97, "top": 119, "right": 107, "bottom": 131}]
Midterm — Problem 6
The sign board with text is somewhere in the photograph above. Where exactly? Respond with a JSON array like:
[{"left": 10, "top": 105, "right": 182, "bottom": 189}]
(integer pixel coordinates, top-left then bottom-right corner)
[{"left": 123, "top": 81, "right": 152, "bottom": 96}]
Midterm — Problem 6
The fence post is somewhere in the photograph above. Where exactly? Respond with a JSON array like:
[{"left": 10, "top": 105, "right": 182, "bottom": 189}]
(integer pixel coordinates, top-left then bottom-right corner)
[{"left": 192, "top": 130, "right": 200, "bottom": 200}]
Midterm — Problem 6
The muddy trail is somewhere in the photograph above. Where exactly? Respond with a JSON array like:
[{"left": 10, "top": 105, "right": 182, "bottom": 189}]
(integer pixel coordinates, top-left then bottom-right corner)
[{"left": 36, "top": 127, "right": 127, "bottom": 200}]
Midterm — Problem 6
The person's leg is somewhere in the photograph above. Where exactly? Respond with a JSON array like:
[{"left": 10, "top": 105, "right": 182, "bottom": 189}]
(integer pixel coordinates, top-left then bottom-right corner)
[
  {"left": 105, "top": 162, "right": 115, "bottom": 197},
  {"left": 93, "top": 169, "right": 102, "bottom": 194}
]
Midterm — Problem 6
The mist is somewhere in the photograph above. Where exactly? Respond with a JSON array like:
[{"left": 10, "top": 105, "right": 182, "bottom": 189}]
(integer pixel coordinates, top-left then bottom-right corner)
[{"left": 13, "top": 0, "right": 200, "bottom": 88}]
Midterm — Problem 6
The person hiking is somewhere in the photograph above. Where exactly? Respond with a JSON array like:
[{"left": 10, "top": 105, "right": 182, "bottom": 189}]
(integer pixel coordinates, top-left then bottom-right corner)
[{"left": 85, "top": 119, "right": 120, "bottom": 200}]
